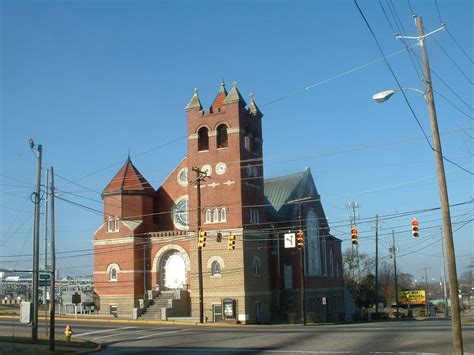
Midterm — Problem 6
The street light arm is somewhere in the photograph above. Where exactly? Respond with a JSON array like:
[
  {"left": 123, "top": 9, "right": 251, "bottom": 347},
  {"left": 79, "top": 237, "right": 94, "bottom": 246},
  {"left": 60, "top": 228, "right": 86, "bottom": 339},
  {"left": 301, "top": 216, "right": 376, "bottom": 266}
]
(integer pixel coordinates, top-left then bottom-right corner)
[{"left": 372, "top": 88, "right": 425, "bottom": 103}]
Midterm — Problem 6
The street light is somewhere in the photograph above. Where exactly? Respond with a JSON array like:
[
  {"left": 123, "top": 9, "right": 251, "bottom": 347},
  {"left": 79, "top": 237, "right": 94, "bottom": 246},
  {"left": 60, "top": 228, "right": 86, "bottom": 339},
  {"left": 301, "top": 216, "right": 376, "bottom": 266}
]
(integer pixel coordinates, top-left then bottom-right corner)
[
  {"left": 372, "top": 88, "right": 425, "bottom": 103},
  {"left": 373, "top": 82, "right": 463, "bottom": 350}
]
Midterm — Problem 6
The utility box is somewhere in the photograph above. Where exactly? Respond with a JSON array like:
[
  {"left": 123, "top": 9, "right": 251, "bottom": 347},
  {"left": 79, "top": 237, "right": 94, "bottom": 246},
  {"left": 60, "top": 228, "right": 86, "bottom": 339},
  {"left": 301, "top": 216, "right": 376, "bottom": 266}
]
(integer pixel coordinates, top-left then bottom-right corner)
[{"left": 20, "top": 302, "right": 32, "bottom": 324}]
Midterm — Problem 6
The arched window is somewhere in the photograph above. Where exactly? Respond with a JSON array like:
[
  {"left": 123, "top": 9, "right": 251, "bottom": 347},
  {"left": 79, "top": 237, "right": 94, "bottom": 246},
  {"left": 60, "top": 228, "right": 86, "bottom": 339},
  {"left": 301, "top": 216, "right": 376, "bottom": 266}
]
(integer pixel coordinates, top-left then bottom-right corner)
[
  {"left": 213, "top": 208, "right": 219, "bottom": 222},
  {"left": 198, "top": 127, "right": 209, "bottom": 151},
  {"left": 110, "top": 267, "right": 117, "bottom": 281},
  {"left": 107, "top": 263, "right": 120, "bottom": 281},
  {"left": 253, "top": 257, "right": 261, "bottom": 276},
  {"left": 205, "top": 209, "right": 212, "bottom": 224},
  {"left": 211, "top": 261, "right": 221, "bottom": 276},
  {"left": 216, "top": 124, "right": 228, "bottom": 148},
  {"left": 114, "top": 217, "right": 120, "bottom": 232},
  {"left": 107, "top": 218, "right": 114, "bottom": 232},
  {"left": 253, "top": 129, "right": 260, "bottom": 154},
  {"left": 306, "top": 210, "right": 321, "bottom": 276},
  {"left": 244, "top": 127, "right": 253, "bottom": 152},
  {"left": 220, "top": 208, "right": 227, "bottom": 222}
]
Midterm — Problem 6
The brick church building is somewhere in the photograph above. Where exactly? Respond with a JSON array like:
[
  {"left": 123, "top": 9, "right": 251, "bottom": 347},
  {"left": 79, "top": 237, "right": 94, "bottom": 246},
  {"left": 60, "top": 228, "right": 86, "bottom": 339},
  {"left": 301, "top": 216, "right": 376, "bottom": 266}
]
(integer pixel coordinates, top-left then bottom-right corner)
[{"left": 93, "top": 82, "right": 344, "bottom": 323}]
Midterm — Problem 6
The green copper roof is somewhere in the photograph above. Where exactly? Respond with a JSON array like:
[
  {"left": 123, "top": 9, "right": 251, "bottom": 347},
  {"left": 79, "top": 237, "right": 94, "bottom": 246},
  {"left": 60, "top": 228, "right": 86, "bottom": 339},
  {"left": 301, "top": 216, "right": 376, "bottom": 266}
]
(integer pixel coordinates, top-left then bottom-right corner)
[{"left": 264, "top": 168, "right": 320, "bottom": 222}]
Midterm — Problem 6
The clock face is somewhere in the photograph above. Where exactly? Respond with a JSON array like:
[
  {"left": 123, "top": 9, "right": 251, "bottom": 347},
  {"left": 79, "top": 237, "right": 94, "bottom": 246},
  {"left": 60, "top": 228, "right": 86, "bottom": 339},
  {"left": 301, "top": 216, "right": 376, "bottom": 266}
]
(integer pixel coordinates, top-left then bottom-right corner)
[
  {"left": 177, "top": 168, "right": 188, "bottom": 187},
  {"left": 215, "top": 162, "right": 227, "bottom": 175},
  {"left": 202, "top": 164, "right": 212, "bottom": 177},
  {"left": 173, "top": 196, "right": 189, "bottom": 230}
]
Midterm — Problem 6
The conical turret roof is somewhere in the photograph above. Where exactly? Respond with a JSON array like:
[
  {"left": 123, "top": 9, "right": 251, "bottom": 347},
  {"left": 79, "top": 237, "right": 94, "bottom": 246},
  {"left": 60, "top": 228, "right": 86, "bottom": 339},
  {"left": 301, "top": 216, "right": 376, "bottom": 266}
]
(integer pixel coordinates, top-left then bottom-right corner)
[
  {"left": 211, "top": 81, "right": 228, "bottom": 110},
  {"left": 103, "top": 157, "right": 155, "bottom": 196},
  {"left": 184, "top": 88, "right": 203, "bottom": 111},
  {"left": 223, "top": 81, "right": 246, "bottom": 105},
  {"left": 248, "top": 93, "right": 263, "bottom": 118}
]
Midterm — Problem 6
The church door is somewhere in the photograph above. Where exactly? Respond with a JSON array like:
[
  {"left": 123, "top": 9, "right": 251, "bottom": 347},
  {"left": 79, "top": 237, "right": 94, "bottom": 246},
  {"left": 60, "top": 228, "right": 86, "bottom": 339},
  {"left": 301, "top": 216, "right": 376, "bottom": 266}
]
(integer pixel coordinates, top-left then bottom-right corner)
[{"left": 161, "top": 251, "right": 186, "bottom": 290}]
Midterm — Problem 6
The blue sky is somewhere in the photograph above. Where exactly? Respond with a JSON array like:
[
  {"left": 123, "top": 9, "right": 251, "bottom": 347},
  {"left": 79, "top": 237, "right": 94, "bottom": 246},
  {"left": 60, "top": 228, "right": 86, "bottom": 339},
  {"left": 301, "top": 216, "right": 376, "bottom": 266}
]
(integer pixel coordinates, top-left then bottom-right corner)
[{"left": 1, "top": 0, "right": 472, "bottom": 283}]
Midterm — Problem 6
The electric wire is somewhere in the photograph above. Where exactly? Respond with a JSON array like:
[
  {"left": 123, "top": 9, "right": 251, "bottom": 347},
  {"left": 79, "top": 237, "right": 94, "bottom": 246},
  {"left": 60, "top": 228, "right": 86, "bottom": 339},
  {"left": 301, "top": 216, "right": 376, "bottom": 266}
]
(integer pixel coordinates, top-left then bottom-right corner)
[{"left": 354, "top": 0, "right": 473, "bottom": 176}]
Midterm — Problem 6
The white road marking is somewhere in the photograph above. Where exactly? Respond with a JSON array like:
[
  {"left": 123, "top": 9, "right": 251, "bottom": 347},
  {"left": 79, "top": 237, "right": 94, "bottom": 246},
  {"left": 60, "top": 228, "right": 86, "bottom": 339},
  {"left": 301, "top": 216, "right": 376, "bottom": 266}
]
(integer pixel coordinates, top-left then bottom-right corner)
[
  {"left": 76, "top": 326, "right": 137, "bottom": 337},
  {"left": 93, "top": 329, "right": 147, "bottom": 341},
  {"left": 134, "top": 328, "right": 191, "bottom": 340}
]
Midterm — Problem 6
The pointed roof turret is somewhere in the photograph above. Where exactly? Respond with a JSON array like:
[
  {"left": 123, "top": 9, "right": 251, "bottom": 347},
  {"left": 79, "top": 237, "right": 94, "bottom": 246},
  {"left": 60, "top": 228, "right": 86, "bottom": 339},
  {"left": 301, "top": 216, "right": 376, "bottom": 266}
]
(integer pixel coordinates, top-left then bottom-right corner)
[
  {"left": 103, "top": 157, "right": 155, "bottom": 197},
  {"left": 210, "top": 81, "right": 228, "bottom": 110},
  {"left": 223, "top": 81, "right": 246, "bottom": 105},
  {"left": 184, "top": 88, "right": 203, "bottom": 112},
  {"left": 248, "top": 93, "right": 263, "bottom": 118}
]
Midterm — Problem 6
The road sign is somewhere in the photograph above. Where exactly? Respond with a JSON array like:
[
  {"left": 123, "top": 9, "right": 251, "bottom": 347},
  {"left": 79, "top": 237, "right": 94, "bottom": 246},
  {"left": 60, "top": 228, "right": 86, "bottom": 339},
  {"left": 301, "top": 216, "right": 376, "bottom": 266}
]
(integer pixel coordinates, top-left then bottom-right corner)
[
  {"left": 399, "top": 290, "right": 426, "bottom": 305},
  {"left": 39, "top": 271, "right": 51, "bottom": 287},
  {"left": 284, "top": 233, "right": 296, "bottom": 248}
]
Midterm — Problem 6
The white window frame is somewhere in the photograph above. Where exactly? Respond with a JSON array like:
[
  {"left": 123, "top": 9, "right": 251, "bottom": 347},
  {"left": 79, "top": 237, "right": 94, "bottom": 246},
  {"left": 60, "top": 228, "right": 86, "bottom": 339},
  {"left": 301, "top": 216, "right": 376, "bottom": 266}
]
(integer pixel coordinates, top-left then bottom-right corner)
[
  {"left": 220, "top": 208, "right": 227, "bottom": 222},
  {"left": 107, "top": 263, "right": 120, "bottom": 282},
  {"left": 213, "top": 208, "right": 219, "bottom": 223},
  {"left": 205, "top": 209, "right": 212, "bottom": 224},
  {"left": 211, "top": 260, "right": 221, "bottom": 277},
  {"left": 114, "top": 217, "right": 120, "bottom": 232}
]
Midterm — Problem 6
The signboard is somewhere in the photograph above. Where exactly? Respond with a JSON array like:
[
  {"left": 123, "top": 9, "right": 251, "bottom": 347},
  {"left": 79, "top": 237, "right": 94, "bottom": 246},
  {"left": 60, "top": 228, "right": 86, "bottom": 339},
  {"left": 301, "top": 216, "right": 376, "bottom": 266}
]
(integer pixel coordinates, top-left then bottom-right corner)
[
  {"left": 399, "top": 290, "right": 426, "bottom": 305},
  {"left": 39, "top": 271, "right": 51, "bottom": 287},
  {"left": 72, "top": 292, "right": 82, "bottom": 305},
  {"left": 223, "top": 298, "right": 236, "bottom": 319},
  {"left": 284, "top": 233, "right": 296, "bottom": 248}
]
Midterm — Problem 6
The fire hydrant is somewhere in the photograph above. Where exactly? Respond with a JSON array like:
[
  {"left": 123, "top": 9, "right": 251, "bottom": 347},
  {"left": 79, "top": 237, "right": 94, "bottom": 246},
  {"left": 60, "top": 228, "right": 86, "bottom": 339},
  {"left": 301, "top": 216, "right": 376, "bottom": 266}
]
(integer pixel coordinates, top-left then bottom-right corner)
[{"left": 64, "top": 324, "right": 73, "bottom": 342}]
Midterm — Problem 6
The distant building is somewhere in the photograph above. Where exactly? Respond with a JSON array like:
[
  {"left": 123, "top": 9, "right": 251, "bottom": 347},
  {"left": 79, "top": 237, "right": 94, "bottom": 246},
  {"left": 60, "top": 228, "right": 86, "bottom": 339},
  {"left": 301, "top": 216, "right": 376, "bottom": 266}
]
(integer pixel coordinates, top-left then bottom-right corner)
[{"left": 93, "top": 82, "right": 344, "bottom": 323}]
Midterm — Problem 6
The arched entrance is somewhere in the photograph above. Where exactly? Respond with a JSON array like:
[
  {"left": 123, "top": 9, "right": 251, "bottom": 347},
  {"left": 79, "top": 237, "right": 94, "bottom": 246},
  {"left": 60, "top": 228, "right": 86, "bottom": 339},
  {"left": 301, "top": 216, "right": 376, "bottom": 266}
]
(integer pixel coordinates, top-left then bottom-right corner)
[{"left": 160, "top": 250, "right": 186, "bottom": 290}]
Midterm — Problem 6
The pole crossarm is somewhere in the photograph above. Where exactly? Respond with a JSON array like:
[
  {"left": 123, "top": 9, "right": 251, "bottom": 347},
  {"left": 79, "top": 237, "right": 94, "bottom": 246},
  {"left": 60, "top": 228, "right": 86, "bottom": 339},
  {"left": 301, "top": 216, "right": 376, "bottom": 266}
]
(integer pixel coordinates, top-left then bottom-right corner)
[{"left": 395, "top": 25, "right": 445, "bottom": 42}]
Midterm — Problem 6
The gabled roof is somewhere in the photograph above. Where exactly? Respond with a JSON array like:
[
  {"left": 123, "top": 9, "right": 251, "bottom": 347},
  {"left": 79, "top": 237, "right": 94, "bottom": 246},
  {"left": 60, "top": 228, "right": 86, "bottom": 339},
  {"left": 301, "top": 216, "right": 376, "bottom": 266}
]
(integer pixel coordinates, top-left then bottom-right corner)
[
  {"left": 211, "top": 81, "right": 228, "bottom": 110},
  {"left": 264, "top": 168, "right": 320, "bottom": 222},
  {"left": 103, "top": 157, "right": 155, "bottom": 196}
]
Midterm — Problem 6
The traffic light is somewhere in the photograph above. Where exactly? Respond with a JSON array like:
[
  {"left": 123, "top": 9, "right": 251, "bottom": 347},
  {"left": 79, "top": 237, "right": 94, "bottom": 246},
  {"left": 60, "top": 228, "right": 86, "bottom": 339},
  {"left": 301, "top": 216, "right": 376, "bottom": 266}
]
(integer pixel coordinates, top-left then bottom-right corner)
[
  {"left": 351, "top": 226, "right": 358, "bottom": 245},
  {"left": 227, "top": 234, "right": 236, "bottom": 250},
  {"left": 296, "top": 230, "right": 304, "bottom": 249},
  {"left": 198, "top": 229, "right": 207, "bottom": 249},
  {"left": 411, "top": 218, "right": 419, "bottom": 238}
]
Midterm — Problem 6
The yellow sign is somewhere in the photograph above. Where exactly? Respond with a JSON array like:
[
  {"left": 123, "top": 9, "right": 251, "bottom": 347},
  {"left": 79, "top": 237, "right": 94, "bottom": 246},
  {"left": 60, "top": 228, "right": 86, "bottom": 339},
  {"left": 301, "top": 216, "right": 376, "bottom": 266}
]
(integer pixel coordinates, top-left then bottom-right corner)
[{"left": 399, "top": 290, "right": 426, "bottom": 305}]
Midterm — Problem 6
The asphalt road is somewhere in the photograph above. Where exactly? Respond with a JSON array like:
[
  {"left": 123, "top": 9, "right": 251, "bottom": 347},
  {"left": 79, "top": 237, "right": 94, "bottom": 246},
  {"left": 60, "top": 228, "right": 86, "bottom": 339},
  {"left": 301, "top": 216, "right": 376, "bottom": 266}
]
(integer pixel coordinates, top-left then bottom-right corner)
[{"left": 1, "top": 318, "right": 473, "bottom": 354}]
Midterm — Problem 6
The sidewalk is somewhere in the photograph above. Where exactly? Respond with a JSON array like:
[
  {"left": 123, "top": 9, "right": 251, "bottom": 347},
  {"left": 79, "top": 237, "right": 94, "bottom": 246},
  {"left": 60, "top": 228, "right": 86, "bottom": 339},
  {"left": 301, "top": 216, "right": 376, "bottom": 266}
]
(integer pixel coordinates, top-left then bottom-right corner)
[{"left": 0, "top": 336, "right": 100, "bottom": 354}]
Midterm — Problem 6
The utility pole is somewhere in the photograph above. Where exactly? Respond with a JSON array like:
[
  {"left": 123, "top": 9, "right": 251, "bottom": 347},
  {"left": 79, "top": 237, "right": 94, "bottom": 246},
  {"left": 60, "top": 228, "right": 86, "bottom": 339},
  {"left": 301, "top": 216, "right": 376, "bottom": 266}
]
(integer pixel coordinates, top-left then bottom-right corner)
[
  {"left": 43, "top": 172, "right": 49, "bottom": 307},
  {"left": 192, "top": 167, "right": 207, "bottom": 324},
  {"left": 374, "top": 214, "right": 379, "bottom": 318},
  {"left": 49, "top": 167, "right": 56, "bottom": 351},
  {"left": 143, "top": 241, "right": 147, "bottom": 300},
  {"left": 406, "top": 16, "right": 463, "bottom": 353},
  {"left": 424, "top": 266, "right": 431, "bottom": 317},
  {"left": 288, "top": 196, "right": 312, "bottom": 325},
  {"left": 29, "top": 139, "right": 42, "bottom": 342},
  {"left": 346, "top": 202, "right": 360, "bottom": 280},
  {"left": 390, "top": 230, "right": 399, "bottom": 318},
  {"left": 441, "top": 229, "right": 449, "bottom": 317}
]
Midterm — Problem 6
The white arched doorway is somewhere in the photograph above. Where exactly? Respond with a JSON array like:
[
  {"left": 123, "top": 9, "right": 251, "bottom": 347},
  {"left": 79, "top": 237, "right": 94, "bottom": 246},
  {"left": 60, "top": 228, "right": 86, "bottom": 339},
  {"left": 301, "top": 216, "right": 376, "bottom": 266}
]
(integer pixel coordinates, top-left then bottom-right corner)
[
  {"left": 152, "top": 244, "right": 191, "bottom": 290},
  {"left": 160, "top": 250, "right": 186, "bottom": 290}
]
